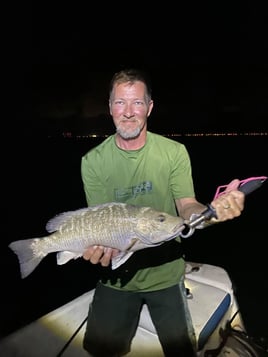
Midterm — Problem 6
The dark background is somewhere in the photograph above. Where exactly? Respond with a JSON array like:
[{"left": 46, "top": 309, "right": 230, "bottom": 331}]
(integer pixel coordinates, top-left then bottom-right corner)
[{"left": 9, "top": 2, "right": 268, "bottom": 135}]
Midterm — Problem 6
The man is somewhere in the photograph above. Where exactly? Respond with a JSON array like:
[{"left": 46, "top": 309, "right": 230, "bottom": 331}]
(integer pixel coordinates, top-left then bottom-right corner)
[{"left": 81, "top": 68, "right": 245, "bottom": 356}]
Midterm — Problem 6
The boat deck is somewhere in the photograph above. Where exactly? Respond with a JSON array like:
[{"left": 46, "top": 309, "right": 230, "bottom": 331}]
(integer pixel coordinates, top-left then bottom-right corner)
[{"left": 0, "top": 262, "right": 245, "bottom": 357}]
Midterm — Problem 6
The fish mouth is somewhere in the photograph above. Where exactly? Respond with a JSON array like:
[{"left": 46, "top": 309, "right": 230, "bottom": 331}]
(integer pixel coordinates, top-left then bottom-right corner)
[
  {"left": 173, "top": 222, "right": 186, "bottom": 235},
  {"left": 153, "top": 222, "right": 186, "bottom": 244}
]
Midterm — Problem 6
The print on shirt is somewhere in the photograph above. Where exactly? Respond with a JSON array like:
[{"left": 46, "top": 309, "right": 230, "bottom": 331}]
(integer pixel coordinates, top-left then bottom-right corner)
[{"left": 114, "top": 181, "right": 153, "bottom": 201}]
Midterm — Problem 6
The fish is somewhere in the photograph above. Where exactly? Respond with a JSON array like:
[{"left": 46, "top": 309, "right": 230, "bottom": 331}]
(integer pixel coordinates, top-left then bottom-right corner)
[{"left": 9, "top": 202, "right": 185, "bottom": 279}]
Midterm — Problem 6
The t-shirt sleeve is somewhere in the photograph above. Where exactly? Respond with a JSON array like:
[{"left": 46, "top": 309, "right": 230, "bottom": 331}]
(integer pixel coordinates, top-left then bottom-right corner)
[
  {"left": 170, "top": 144, "right": 195, "bottom": 199},
  {"left": 81, "top": 152, "right": 108, "bottom": 205}
]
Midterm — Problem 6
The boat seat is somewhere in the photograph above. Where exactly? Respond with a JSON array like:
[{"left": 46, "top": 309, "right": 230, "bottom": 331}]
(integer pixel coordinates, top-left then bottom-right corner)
[{"left": 138, "top": 277, "right": 231, "bottom": 351}]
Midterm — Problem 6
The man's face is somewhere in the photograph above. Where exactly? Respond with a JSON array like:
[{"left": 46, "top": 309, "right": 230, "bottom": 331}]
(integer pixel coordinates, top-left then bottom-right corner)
[{"left": 109, "top": 81, "right": 153, "bottom": 139}]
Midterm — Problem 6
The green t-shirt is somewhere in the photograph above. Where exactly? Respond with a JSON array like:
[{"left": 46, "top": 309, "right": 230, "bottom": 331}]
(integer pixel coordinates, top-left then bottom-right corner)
[{"left": 81, "top": 131, "right": 195, "bottom": 291}]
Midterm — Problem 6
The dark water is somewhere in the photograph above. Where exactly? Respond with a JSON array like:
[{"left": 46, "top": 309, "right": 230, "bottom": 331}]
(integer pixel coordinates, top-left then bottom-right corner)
[{"left": 2, "top": 134, "right": 268, "bottom": 341}]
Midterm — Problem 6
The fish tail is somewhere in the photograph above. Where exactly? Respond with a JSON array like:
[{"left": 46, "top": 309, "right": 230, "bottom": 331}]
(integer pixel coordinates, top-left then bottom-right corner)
[{"left": 8, "top": 238, "right": 46, "bottom": 279}]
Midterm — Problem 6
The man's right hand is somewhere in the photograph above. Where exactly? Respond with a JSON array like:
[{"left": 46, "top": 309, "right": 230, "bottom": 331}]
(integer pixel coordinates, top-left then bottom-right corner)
[{"left": 83, "top": 246, "right": 120, "bottom": 267}]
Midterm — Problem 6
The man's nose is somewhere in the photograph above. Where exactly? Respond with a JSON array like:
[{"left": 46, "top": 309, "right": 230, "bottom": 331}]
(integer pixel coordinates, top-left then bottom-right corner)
[{"left": 123, "top": 104, "right": 135, "bottom": 118}]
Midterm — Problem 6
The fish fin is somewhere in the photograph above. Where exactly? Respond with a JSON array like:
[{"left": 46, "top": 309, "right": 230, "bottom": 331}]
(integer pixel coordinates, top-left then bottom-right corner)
[
  {"left": 111, "top": 251, "right": 134, "bottom": 270},
  {"left": 8, "top": 239, "right": 46, "bottom": 279},
  {"left": 46, "top": 207, "right": 95, "bottom": 233},
  {"left": 56, "top": 251, "right": 82, "bottom": 265}
]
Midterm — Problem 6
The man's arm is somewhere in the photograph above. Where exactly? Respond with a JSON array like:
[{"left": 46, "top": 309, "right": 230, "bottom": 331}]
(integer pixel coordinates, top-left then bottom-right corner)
[{"left": 176, "top": 178, "right": 245, "bottom": 222}]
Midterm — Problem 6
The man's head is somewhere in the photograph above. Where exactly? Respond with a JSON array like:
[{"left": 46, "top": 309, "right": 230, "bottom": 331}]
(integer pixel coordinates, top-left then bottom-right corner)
[{"left": 109, "top": 69, "right": 154, "bottom": 140}]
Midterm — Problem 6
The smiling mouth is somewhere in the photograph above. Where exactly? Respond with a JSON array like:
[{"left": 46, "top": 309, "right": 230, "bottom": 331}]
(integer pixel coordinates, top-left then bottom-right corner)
[{"left": 122, "top": 119, "right": 137, "bottom": 123}]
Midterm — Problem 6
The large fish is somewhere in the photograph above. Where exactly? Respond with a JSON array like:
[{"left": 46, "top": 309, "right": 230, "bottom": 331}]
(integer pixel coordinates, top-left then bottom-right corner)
[{"left": 9, "top": 202, "right": 185, "bottom": 279}]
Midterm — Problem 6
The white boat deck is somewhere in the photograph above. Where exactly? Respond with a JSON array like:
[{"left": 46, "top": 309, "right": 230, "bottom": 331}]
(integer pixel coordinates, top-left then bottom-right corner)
[{"left": 0, "top": 262, "right": 245, "bottom": 357}]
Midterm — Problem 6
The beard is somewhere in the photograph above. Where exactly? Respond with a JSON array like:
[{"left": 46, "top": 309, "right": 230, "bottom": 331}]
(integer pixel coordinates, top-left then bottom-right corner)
[{"left": 116, "top": 119, "right": 145, "bottom": 140}]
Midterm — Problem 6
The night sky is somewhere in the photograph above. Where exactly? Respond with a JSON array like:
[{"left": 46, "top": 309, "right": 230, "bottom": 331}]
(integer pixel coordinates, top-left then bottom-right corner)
[{"left": 10, "top": 3, "right": 268, "bottom": 134}]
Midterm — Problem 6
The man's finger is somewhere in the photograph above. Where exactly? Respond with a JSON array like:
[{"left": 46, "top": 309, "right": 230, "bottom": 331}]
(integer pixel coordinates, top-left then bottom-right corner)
[{"left": 100, "top": 247, "right": 113, "bottom": 267}]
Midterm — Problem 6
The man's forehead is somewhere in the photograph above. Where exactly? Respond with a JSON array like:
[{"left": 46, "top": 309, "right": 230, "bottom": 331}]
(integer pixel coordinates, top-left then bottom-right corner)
[{"left": 114, "top": 81, "right": 145, "bottom": 94}]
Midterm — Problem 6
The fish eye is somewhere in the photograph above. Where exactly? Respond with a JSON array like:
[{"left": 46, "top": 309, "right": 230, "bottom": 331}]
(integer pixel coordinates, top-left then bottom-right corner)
[{"left": 158, "top": 214, "right": 166, "bottom": 222}]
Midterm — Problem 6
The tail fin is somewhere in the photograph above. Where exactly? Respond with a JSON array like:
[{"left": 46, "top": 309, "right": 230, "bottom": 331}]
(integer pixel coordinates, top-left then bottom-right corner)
[{"left": 8, "top": 239, "right": 46, "bottom": 279}]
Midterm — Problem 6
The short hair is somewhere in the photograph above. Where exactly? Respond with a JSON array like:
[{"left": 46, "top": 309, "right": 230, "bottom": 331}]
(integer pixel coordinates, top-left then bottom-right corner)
[{"left": 109, "top": 68, "right": 152, "bottom": 101}]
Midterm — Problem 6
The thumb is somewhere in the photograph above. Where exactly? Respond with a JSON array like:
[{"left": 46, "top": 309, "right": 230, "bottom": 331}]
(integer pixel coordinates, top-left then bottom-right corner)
[{"left": 224, "top": 178, "right": 240, "bottom": 192}]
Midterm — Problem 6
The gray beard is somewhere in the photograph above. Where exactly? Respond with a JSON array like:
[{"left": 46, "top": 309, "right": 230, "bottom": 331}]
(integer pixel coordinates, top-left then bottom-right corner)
[{"left": 116, "top": 126, "right": 142, "bottom": 140}]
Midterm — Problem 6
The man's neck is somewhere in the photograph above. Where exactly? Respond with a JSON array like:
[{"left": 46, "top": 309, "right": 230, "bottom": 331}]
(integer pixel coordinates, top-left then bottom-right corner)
[{"left": 115, "top": 130, "right": 147, "bottom": 151}]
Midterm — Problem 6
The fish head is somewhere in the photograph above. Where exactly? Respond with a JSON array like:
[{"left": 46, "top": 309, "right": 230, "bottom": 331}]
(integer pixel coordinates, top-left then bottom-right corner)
[{"left": 134, "top": 207, "right": 185, "bottom": 244}]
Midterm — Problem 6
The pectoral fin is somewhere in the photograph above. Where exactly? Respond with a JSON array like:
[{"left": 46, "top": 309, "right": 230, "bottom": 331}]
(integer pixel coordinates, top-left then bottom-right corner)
[
  {"left": 111, "top": 251, "right": 134, "bottom": 270},
  {"left": 57, "top": 251, "right": 82, "bottom": 265}
]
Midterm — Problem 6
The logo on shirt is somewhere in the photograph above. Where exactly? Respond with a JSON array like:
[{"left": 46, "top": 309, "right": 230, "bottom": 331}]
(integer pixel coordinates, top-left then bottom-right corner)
[{"left": 114, "top": 181, "right": 152, "bottom": 201}]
